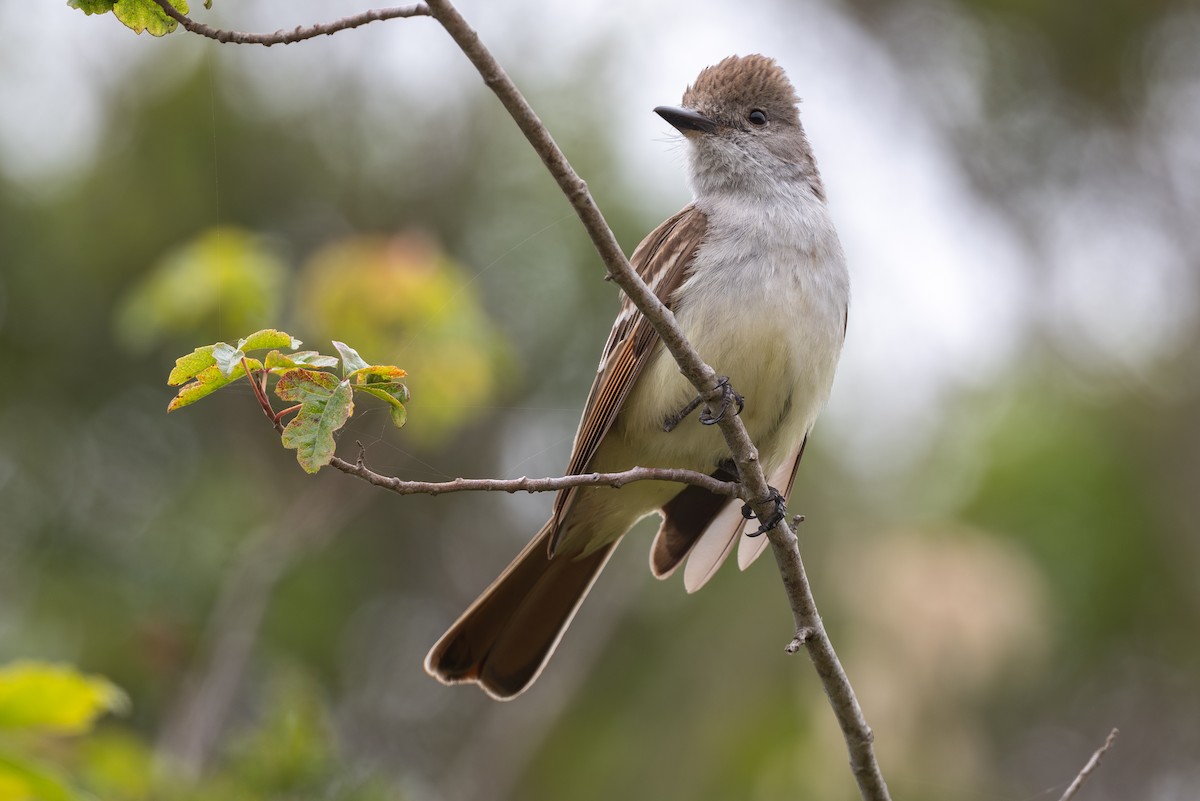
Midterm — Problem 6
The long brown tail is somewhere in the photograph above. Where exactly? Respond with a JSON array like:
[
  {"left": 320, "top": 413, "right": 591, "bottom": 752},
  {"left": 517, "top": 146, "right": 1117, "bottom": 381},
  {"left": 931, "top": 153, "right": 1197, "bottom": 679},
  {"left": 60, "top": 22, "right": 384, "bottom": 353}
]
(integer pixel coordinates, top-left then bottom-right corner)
[{"left": 424, "top": 522, "right": 617, "bottom": 700}]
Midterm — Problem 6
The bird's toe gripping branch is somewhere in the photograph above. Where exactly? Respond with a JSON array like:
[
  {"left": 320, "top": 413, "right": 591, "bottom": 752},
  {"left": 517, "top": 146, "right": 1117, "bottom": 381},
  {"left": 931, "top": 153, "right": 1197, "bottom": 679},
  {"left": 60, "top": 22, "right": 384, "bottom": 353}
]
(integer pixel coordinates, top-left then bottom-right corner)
[
  {"left": 699, "top": 375, "right": 745, "bottom": 426},
  {"left": 741, "top": 487, "right": 787, "bottom": 537},
  {"left": 663, "top": 376, "right": 745, "bottom": 432}
]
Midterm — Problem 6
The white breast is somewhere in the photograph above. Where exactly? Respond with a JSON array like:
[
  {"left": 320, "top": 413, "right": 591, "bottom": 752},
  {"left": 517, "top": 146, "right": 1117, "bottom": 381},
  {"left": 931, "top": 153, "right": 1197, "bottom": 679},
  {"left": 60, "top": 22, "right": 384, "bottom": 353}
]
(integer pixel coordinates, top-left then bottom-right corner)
[{"left": 618, "top": 184, "right": 850, "bottom": 476}]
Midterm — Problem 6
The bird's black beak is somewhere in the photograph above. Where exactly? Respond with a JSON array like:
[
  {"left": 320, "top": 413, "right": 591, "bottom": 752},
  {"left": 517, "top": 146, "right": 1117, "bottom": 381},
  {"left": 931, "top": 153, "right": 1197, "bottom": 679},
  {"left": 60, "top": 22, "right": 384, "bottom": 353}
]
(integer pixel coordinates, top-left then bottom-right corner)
[{"left": 654, "top": 105, "right": 718, "bottom": 136}]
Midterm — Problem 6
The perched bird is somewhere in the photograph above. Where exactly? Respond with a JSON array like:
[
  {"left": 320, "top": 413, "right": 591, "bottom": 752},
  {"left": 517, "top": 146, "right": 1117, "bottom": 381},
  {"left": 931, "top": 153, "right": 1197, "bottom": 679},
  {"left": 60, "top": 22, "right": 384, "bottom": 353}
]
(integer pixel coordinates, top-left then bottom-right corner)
[{"left": 426, "top": 54, "right": 850, "bottom": 699}]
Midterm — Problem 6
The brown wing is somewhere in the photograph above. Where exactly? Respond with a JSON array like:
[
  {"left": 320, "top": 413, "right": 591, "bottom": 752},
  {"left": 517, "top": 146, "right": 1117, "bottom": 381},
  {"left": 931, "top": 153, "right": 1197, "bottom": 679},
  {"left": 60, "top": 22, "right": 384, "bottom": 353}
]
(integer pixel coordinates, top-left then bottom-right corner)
[{"left": 547, "top": 204, "right": 708, "bottom": 553}]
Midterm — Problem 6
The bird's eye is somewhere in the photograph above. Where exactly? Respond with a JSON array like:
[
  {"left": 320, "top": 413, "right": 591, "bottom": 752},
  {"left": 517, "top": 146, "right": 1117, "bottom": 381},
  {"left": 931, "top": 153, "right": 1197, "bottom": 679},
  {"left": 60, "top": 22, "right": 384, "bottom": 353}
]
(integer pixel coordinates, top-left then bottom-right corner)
[{"left": 747, "top": 110, "right": 768, "bottom": 126}]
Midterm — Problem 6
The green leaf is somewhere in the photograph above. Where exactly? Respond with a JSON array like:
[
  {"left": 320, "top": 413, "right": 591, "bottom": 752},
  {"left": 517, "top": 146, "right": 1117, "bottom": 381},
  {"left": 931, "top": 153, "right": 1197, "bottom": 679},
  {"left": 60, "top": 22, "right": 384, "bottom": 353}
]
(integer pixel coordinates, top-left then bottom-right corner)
[
  {"left": 265, "top": 350, "right": 339, "bottom": 371},
  {"left": 277, "top": 371, "right": 353, "bottom": 473},
  {"left": 239, "top": 329, "right": 300, "bottom": 353},
  {"left": 167, "top": 333, "right": 284, "bottom": 386},
  {"left": 68, "top": 0, "right": 116, "bottom": 15},
  {"left": 345, "top": 364, "right": 408, "bottom": 428},
  {"left": 275, "top": 369, "right": 340, "bottom": 404},
  {"left": 264, "top": 350, "right": 297, "bottom": 370},
  {"left": 167, "top": 344, "right": 216, "bottom": 386},
  {"left": 0, "top": 662, "right": 128, "bottom": 734},
  {"left": 167, "top": 359, "right": 260, "bottom": 412},
  {"left": 111, "top": 0, "right": 188, "bottom": 36},
  {"left": 347, "top": 364, "right": 407, "bottom": 384},
  {"left": 212, "top": 342, "right": 244, "bottom": 377},
  {"left": 360, "top": 379, "right": 409, "bottom": 404},
  {"left": 355, "top": 383, "right": 409, "bottom": 428},
  {"left": 293, "top": 351, "right": 340, "bottom": 368},
  {"left": 331, "top": 341, "right": 369, "bottom": 375},
  {"left": 391, "top": 403, "right": 407, "bottom": 428}
]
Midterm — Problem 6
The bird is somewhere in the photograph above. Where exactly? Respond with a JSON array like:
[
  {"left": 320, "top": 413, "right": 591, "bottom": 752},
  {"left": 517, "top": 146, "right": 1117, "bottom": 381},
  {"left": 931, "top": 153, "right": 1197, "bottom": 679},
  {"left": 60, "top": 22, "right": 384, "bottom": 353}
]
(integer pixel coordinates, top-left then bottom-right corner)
[{"left": 426, "top": 54, "right": 850, "bottom": 699}]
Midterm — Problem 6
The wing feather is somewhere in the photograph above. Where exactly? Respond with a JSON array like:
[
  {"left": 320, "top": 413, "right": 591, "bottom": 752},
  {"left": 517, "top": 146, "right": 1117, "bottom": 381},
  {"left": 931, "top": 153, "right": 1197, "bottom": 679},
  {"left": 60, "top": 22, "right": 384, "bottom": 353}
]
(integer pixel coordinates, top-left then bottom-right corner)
[{"left": 548, "top": 205, "right": 708, "bottom": 551}]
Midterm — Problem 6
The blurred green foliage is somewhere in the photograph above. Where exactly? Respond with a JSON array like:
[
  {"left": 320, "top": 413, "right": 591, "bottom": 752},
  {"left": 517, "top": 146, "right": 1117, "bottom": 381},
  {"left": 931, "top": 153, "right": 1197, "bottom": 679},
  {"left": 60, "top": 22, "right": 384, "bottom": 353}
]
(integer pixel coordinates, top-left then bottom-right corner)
[
  {"left": 297, "top": 234, "right": 511, "bottom": 444},
  {"left": 0, "top": 662, "right": 395, "bottom": 801},
  {"left": 0, "top": 661, "right": 126, "bottom": 801},
  {"left": 0, "top": 662, "right": 127, "bottom": 734},
  {"left": 117, "top": 229, "right": 286, "bottom": 353}
]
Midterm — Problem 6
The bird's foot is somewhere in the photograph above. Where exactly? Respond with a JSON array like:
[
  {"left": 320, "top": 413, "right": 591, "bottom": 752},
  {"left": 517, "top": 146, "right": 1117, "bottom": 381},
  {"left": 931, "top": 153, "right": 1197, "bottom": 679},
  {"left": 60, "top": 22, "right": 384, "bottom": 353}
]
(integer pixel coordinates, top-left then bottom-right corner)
[
  {"left": 698, "top": 376, "right": 744, "bottom": 426},
  {"left": 662, "top": 394, "right": 705, "bottom": 432},
  {"left": 662, "top": 376, "right": 744, "bottom": 432},
  {"left": 741, "top": 487, "right": 787, "bottom": 537}
]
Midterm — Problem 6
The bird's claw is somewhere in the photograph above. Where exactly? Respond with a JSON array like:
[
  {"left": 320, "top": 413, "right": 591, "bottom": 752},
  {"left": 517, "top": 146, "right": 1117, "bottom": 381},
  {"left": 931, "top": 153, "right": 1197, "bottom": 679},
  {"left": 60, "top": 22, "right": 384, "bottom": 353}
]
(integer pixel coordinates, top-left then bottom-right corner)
[
  {"left": 699, "top": 376, "right": 744, "bottom": 426},
  {"left": 741, "top": 487, "right": 787, "bottom": 537},
  {"left": 662, "top": 376, "right": 743, "bottom": 432}
]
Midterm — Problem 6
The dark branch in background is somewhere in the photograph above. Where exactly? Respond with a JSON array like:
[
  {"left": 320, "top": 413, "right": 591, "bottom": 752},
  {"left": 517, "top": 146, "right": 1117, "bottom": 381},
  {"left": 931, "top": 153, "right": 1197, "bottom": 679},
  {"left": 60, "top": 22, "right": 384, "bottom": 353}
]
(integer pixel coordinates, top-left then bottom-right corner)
[
  {"left": 150, "top": 0, "right": 431, "bottom": 45},
  {"left": 1057, "top": 729, "right": 1119, "bottom": 801},
  {"left": 175, "top": 6, "right": 891, "bottom": 800}
]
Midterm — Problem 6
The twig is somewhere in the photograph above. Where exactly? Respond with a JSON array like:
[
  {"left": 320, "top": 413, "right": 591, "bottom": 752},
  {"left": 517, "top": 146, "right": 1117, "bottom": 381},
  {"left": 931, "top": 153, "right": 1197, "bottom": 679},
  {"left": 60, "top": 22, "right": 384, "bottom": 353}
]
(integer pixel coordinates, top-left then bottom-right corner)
[
  {"left": 148, "top": 0, "right": 431, "bottom": 45},
  {"left": 422, "top": 1, "right": 890, "bottom": 799},
  {"left": 241, "top": 357, "right": 283, "bottom": 433},
  {"left": 326, "top": 457, "right": 741, "bottom": 499},
  {"left": 251, "top": 357, "right": 724, "bottom": 519},
  {"left": 241, "top": 361, "right": 738, "bottom": 500},
  {"left": 1058, "top": 729, "right": 1119, "bottom": 801}
]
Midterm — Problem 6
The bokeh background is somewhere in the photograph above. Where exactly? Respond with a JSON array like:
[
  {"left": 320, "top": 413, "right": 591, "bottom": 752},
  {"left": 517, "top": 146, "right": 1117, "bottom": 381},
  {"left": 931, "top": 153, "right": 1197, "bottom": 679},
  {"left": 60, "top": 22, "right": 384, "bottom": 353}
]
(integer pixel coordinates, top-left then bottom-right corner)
[{"left": 3, "top": 0, "right": 1199, "bottom": 799}]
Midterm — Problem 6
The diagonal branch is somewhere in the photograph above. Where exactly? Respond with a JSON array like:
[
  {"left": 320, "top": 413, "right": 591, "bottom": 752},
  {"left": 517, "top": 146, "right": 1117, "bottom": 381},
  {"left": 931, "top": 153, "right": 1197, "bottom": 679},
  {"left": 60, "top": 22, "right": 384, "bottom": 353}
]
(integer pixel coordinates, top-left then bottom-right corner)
[
  {"left": 422, "top": 1, "right": 889, "bottom": 799},
  {"left": 1058, "top": 728, "right": 1119, "bottom": 801},
  {"left": 149, "top": 0, "right": 431, "bottom": 45}
]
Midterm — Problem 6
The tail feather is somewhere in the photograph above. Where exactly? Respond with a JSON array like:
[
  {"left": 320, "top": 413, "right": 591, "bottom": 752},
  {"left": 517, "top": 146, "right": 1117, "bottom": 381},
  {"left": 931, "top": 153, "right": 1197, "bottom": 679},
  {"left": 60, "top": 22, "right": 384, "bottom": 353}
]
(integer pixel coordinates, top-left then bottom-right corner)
[
  {"left": 650, "top": 486, "right": 732, "bottom": 578},
  {"left": 649, "top": 463, "right": 739, "bottom": 579},
  {"left": 652, "top": 437, "right": 811, "bottom": 591},
  {"left": 425, "top": 523, "right": 616, "bottom": 700},
  {"left": 682, "top": 502, "right": 747, "bottom": 592}
]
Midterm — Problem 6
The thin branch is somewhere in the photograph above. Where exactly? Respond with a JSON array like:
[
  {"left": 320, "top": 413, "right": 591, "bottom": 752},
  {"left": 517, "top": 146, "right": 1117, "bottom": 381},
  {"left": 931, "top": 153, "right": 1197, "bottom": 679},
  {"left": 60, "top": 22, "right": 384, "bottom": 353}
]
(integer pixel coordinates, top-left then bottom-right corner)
[
  {"left": 422, "top": 1, "right": 890, "bottom": 799},
  {"left": 149, "top": 0, "right": 431, "bottom": 45},
  {"left": 241, "top": 360, "right": 738, "bottom": 501},
  {"left": 769, "top": 533, "right": 887, "bottom": 794},
  {"left": 326, "top": 457, "right": 741, "bottom": 499},
  {"left": 1058, "top": 729, "right": 1119, "bottom": 801}
]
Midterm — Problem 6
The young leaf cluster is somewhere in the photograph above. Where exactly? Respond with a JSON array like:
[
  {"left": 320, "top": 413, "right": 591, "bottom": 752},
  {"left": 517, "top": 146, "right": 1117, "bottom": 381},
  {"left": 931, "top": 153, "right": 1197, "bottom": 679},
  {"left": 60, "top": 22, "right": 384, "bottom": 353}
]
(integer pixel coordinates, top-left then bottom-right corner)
[
  {"left": 167, "top": 330, "right": 409, "bottom": 474},
  {"left": 67, "top": 0, "right": 201, "bottom": 36}
]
